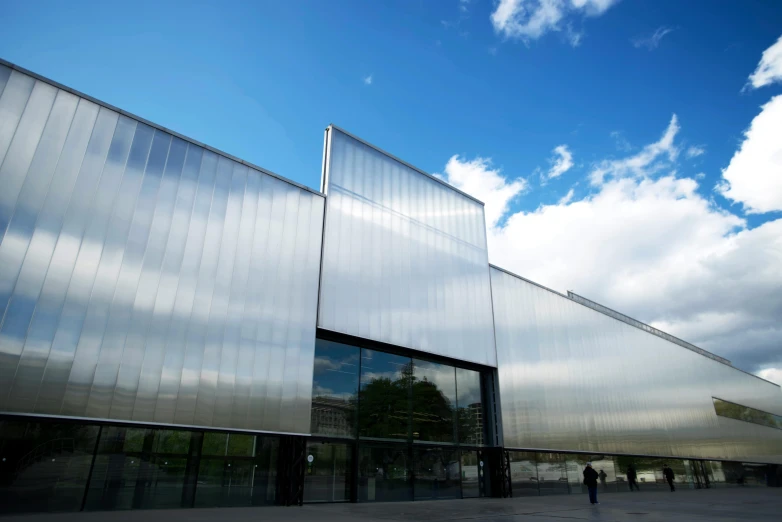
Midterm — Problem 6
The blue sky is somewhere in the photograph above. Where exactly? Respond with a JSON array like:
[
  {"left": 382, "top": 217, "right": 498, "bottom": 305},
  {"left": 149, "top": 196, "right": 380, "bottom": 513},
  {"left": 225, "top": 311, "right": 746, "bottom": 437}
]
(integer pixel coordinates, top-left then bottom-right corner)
[
  {"left": 2, "top": 0, "right": 782, "bottom": 380},
  {"left": 1, "top": 1, "right": 778, "bottom": 209}
]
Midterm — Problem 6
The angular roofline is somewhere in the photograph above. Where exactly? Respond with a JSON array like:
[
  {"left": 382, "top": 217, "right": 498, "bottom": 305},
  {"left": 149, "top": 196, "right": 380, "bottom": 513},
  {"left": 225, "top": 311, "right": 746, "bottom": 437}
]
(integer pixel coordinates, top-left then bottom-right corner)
[
  {"left": 326, "top": 124, "right": 485, "bottom": 206},
  {"left": 488, "top": 264, "right": 780, "bottom": 388},
  {"left": 566, "top": 290, "right": 731, "bottom": 365},
  {"left": 0, "top": 57, "right": 324, "bottom": 198}
]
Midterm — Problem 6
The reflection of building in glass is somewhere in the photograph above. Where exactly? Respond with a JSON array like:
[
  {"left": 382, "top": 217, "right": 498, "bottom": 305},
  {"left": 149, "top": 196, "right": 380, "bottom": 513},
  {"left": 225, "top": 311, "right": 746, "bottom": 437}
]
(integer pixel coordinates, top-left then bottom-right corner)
[
  {"left": 468, "top": 403, "right": 484, "bottom": 446},
  {"left": 0, "top": 59, "right": 780, "bottom": 515},
  {"left": 311, "top": 396, "right": 354, "bottom": 437}
]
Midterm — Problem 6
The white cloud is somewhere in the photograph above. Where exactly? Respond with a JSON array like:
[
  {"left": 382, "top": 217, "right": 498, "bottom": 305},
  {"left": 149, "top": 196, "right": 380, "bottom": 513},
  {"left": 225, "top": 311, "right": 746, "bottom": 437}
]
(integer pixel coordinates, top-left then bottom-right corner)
[
  {"left": 717, "top": 95, "right": 782, "bottom": 214},
  {"left": 590, "top": 114, "right": 679, "bottom": 184},
  {"left": 558, "top": 187, "right": 575, "bottom": 204},
  {"left": 632, "top": 26, "right": 675, "bottom": 50},
  {"left": 757, "top": 367, "right": 782, "bottom": 386},
  {"left": 610, "top": 130, "right": 633, "bottom": 152},
  {"left": 441, "top": 156, "right": 527, "bottom": 228},
  {"left": 686, "top": 145, "right": 705, "bottom": 158},
  {"left": 490, "top": 0, "right": 620, "bottom": 43},
  {"left": 565, "top": 23, "right": 583, "bottom": 47},
  {"left": 439, "top": 116, "right": 782, "bottom": 378},
  {"left": 695, "top": 172, "right": 705, "bottom": 180},
  {"left": 747, "top": 35, "right": 782, "bottom": 90},
  {"left": 547, "top": 145, "right": 574, "bottom": 179},
  {"left": 363, "top": 75, "right": 373, "bottom": 85}
]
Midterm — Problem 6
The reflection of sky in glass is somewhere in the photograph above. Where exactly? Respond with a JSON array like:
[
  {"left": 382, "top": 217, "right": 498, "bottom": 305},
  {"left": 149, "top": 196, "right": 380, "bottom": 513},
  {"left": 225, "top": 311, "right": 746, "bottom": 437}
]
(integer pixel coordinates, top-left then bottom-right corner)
[
  {"left": 413, "top": 359, "right": 455, "bottom": 404},
  {"left": 311, "top": 340, "right": 359, "bottom": 400},
  {"left": 360, "top": 349, "right": 409, "bottom": 386},
  {"left": 456, "top": 368, "right": 481, "bottom": 407}
]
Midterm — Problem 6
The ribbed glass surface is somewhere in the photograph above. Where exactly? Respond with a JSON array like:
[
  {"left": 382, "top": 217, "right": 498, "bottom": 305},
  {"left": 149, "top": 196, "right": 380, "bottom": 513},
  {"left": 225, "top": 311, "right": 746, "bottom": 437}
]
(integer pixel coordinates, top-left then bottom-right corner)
[
  {"left": 490, "top": 266, "right": 782, "bottom": 464},
  {"left": 319, "top": 127, "right": 497, "bottom": 367},
  {"left": 0, "top": 65, "right": 325, "bottom": 434}
]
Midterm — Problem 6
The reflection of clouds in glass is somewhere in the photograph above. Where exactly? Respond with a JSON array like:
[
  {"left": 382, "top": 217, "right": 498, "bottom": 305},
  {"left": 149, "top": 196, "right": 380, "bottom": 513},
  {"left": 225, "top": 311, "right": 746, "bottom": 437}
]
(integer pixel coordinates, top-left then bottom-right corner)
[
  {"left": 313, "top": 356, "right": 339, "bottom": 373},
  {"left": 360, "top": 350, "right": 409, "bottom": 384},
  {"left": 313, "top": 384, "right": 334, "bottom": 396},
  {"left": 313, "top": 355, "right": 358, "bottom": 375},
  {"left": 457, "top": 368, "right": 482, "bottom": 406},
  {"left": 312, "top": 384, "right": 355, "bottom": 401},
  {"left": 360, "top": 371, "right": 402, "bottom": 383},
  {"left": 414, "top": 360, "right": 455, "bottom": 402}
]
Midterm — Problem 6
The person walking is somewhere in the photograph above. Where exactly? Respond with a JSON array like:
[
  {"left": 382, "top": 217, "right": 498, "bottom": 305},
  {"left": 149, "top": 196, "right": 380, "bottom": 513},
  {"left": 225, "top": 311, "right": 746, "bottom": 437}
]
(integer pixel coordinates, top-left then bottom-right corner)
[
  {"left": 598, "top": 469, "right": 608, "bottom": 491},
  {"left": 583, "top": 462, "right": 600, "bottom": 505},
  {"left": 627, "top": 464, "right": 640, "bottom": 491},
  {"left": 663, "top": 464, "right": 676, "bottom": 492}
]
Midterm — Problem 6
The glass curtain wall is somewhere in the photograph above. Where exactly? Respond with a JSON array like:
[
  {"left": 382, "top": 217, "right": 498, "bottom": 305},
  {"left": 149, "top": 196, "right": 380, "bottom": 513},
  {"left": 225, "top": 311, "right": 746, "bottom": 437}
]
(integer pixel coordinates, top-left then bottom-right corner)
[
  {"left": 460, "top": 451, "right": 483, "bottom": 498},
  {"left": 309, "top": 339, "right": 490, "bottom": 502},
  {"left": 500, "top": 452, "right": 761, "bottom": 497},
  {"left": 508, "top": 451, "right": 539, "bottom": 496},
  {"left": 194, "top": 433, "right": 277, "bottom": 507},
  {"left": 0, "top": 418, "right": 280, "bottom": 514},
  {"left": 536, "top": 453, "right": 569, "bottom": 495},
  {"left": 0, "top": 420, "right": 99, "bottom": 514},
  {"left": 85, "top": 427, "right": 193, "bottom": 510},
  {"left": 310, "top": 340, "right": 360, "bottom": 438}
]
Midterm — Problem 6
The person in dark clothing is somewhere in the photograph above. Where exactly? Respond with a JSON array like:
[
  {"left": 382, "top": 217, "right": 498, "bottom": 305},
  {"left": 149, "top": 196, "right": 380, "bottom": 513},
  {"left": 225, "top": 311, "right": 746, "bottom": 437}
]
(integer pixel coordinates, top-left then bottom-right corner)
[
  {"left": 627, "top": 464, "right": 640, "bottom": 491},
  {"left": 598, "top": 469, "right": 608, "bottom": 490},
  {"left": 663, "top": 464, "right": 676, "bottom": 491},
  {"left": 583, "top": 462, "right": 600, "bottom": 504}
]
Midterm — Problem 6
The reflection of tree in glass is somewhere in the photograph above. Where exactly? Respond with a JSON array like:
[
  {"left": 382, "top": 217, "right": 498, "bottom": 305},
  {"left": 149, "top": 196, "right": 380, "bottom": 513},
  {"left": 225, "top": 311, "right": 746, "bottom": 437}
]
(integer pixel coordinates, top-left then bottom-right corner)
[
  {"left": 713, "top": 398, "right": 781, "bottom": 430},
  {"left": 412, "top": 375, "right": 455, "bottom": 442},
  {"left": 153, "top": 430, "right": 192, "bottom": 454},
  {"left": 359, "top": 362, "right": 413, "bottom": 439}
]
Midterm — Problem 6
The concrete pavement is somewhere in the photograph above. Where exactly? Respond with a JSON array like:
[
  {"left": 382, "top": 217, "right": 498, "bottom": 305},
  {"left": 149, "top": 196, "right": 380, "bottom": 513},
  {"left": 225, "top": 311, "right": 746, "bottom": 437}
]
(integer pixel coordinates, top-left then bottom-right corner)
[{"left": 2, "top": 487, "right": 780, "bottom": 521}]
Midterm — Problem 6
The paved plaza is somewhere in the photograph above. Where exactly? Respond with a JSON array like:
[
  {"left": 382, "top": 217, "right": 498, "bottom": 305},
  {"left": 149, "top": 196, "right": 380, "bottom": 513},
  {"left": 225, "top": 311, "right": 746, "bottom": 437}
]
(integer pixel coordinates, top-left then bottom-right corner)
[{"left": 3, "top": 487, "right": 779, "bottom": 522}]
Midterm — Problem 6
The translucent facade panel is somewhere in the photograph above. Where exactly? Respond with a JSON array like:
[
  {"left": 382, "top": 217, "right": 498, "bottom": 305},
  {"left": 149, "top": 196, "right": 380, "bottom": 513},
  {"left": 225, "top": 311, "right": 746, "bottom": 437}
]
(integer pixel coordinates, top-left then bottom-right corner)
[
  {"left": 319, "top": 127, "right": 496, "bottom": 367},
  {"left": 0, "top": 68, "right": 325, "bottom": 435},
  {"left": 490, "top": 267, "right": 782, "bottom": 464}
]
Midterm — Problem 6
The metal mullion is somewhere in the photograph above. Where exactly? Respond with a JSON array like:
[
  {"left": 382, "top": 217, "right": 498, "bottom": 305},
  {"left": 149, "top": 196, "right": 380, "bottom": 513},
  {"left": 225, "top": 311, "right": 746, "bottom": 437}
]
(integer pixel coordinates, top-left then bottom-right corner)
[{"left": 79, "top": 425, "right": 103, "bottom": 511}]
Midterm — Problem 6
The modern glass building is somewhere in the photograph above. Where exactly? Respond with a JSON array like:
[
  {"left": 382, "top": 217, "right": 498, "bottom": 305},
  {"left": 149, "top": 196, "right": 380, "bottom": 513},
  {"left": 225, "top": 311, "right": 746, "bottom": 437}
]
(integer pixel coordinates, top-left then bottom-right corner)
[{"left": 0, "top": 59, "right": 780, "bottom": 514}]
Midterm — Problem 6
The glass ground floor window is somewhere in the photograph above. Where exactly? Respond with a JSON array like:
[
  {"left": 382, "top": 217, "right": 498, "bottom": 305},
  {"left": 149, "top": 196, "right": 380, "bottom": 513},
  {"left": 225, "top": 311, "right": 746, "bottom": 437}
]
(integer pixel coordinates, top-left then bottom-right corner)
[
  {"left": 0, "top": 419, "right": 99, "bottom": 514},
  {"left": 0, "top": 415, "right": 778, "bottom": 514},
  {"left": 0, "top": 417, "right": 280, "bottom": 514},
  {"left": 505, "top": 450, "right": 774, "bottom": 497},
  {"left": 352, "top": 442, "right": 485, "bottom": 503}
]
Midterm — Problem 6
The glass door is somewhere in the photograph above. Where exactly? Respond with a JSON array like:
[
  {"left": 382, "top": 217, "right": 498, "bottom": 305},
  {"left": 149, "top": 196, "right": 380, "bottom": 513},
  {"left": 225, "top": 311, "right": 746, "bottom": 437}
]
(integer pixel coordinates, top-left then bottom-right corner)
[
  {"left": 357, "top": 444, "right": 412, "bottom": 502},
  {"left": 413, "top": 446, "right": 461, "bottom": 500},
  {"left": 460, "top": 450, "right": 484, "bottom": 498},
  {"left": 303, "top": 441, "right": 353, "bottom": 503}
]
